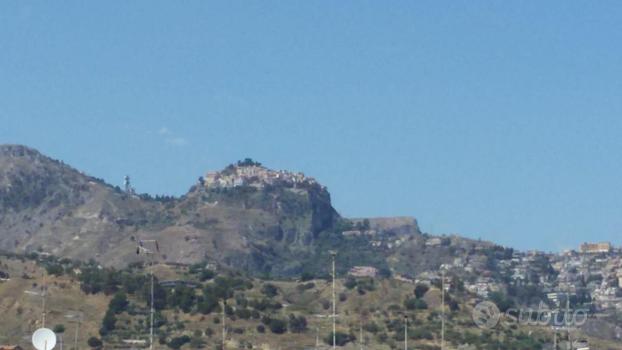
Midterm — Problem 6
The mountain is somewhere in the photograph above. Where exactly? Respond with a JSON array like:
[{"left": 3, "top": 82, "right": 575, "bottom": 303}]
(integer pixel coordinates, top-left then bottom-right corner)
[
  {"left": 0, "top": 145, "right": 489, "bottom": 278},
  {"left": 2, "top": 145, "right": 622, "bottom": 349},
  {"left": 0, "top": 146, "right": 344, "bottom": 276}
]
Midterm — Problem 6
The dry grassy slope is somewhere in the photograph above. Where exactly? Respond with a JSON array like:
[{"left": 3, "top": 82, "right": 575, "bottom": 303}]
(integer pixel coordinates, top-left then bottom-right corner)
[
  {"left": 0, "top": 257, "right": 110, "bottom": 347},
  {"left": 0, "top": 258, "right": 621, "bottom": 350}
]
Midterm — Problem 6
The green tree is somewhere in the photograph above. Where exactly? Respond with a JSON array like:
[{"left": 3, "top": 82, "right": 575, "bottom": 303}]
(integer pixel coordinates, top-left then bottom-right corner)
[
  {"left": 109, "top": 292, "right": 129, "bottom": 314},
  {"left": 100, "top": 310, "right": 116, "bottom": 335},
  {"left": 261, "top": 283, "right": 279, "bottom": 298},
  {"left": 167, "top": 335, "right": 190, "bottom": 349},
  {"left": 288, "top": 314, "right": 307, "bottom": 333},
  {"left": 87, "top": 337, "right": 102, "bottom": 349},
  {"left": 414, "top": 284, "right": 429, "bottom": 299},
  {"left": 324, "top": 332, "right": 354, "bottom": 346},
  {"left": 268, "top": 318, "right": 287, "bottom": 334}
]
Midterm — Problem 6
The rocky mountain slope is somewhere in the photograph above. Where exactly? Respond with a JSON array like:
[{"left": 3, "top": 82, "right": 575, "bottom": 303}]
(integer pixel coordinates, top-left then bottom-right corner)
[
  {"left": 0, "top": 145, "right": 345, "bottom": 276},
  {"left": 0, "top": 145, "right": 489, "bottom": 278}
]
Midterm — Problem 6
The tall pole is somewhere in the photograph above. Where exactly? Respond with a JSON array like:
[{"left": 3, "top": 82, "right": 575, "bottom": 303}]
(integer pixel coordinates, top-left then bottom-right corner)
[
  {"left": 135, "top": 239, "right": 159, "bottom": 350},
  {"left": 42, "top": 273, "right": 47, "bottom": 328},
  {"left": 331, "top": 251, "right": 337, "bottom": 350},
  {"left": 404, "top": 315, "right": 408, "bottom": 350},
  {"left": 441, "top": 269, "right": 445, "bottom": 350},
  {"left": 150, "top": 257, "right": 154, "bottom": 350},
  {"left": 42, "top": 287, "right": 46, "bottom": 328},
  {"left": 74, "top": 317, "right": 80, "bottom": 350},
  {"left": 222, "top": 300, "right": 226, "bottom": 350},
  {"left": 316, "top": 327, "right": 319, "bottom": 350},
  {"left": 566, "top": 292, "right": 570, "bottom": 350},
  {"left": 359, "top": 322, "right": 363, "bottom": 350}
]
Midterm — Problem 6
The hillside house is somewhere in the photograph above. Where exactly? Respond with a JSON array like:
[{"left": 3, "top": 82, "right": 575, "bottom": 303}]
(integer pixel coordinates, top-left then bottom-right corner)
[
  {"left": 348, "top": 266, "right": 378, "bottom": 278},
  {"left": 581, "top": 242, "right": 612, "bottom": 254}
]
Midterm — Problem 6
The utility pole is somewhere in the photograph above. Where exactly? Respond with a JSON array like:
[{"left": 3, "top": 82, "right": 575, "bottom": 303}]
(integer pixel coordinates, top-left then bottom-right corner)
[
  {"left": 566, "top": 292, "right": 571, "bottom": 350},
  {"left": 359, "top": 322, "right": 363, "bottom": 350},
  {"left": 404, "top": 315, "right": 408, "bottom": 350},
  {"left": 73, "top": 316, "right": 81, "bottom": 350},
  {"left": 135, "top": 238, "right": 160, "bottom": 350},
  {"left": 222, "top": 299, "right": 227, "bottom": 350},
  {"left": 42, "top": 274, "right": 47, "bottom": 328},
  {"left": 441, "top": 269, "right": 445, "bottom": 350},
  {"left": 315, "top": 327, "right": 320, "bottom": 350},
  {"left": 330, "top": 251, "right": 337, "bottom": 350},
  {"left": 24, "top": 288, "right": 47, "bottom": 330}
]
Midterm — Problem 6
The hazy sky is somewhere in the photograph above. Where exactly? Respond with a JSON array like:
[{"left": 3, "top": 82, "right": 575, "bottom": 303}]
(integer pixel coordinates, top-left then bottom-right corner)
[{"left": 1, "top": 1, "right": 621, "bottom": 252}]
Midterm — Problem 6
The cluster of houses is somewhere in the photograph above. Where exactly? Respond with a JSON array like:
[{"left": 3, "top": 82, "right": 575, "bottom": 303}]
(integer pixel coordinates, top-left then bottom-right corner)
[
  {"left": 201, "top": 164, "right": 320, "bottom": 190},
  {"left": 340, "top": 222, "right": 622, "bottom": 315},
  {"left": 350, "top": 234, "right": 622, "bottom": 313},
  {"left": 460, "top": 241, "right": 622, "bottom": 310},
  {"left": 548, "top": 243, "right": 622, "bottom": 311}
]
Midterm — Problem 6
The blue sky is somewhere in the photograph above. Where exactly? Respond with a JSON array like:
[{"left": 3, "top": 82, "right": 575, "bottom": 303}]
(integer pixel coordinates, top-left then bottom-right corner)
[{"left": 1, "top": 1, "right": 621, "bottom": 252}]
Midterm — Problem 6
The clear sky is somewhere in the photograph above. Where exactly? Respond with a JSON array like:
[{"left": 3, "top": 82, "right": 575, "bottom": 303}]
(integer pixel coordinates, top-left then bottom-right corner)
[{"left": 1, "top": 1, "right": 621, "bottom": 252}]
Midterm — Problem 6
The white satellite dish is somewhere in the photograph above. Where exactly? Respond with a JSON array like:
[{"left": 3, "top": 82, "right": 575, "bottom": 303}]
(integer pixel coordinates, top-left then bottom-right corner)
[{"left": 32, "top": 328, "right": 57, "bottom": 350}]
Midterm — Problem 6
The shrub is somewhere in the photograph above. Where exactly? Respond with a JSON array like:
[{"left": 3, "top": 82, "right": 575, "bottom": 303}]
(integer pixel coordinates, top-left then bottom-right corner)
[
  {"left": 268, "top": 318, "right": 287, "bottom": 334},
  {"left": 288, "top": 314, "right": 307, "bottom": 333},
  {"left": 300, "top": 271, "right": 314, "bottom": 282},
  {"left": 404, "top": 298, "right": 428, "bottom": 310},
  {"left": 261, "top": 283, "right": 279, "bottom": 298},
  {"left": 167, "top": 335, "right": 191, "bottom": 349},
  {"left": 87, "top": 337, "right": 102, "bottom": 349},
  {"left": 414, "top": 284, "right": 429, "bottom": 299},
  {"left": 324, "top": 332, "right": 354, "bottom": 346},
  {"left": 109, "top": 292, "right": 129, "bottom": 314}
]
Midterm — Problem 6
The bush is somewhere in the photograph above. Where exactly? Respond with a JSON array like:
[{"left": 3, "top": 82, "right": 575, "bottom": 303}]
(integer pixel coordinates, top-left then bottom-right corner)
[
  {"left": 100, "top": 310, "right": 116, "bottom": 335},
  {"left": 109, "top": 292, "right": 129, "bottom": 314},
  {"left": 189, "top": 336, "right": 204, "bottom": 349},
  {"left": 236, "top": 308, "right": 252, "bottom": 319},
  {"left": 296, "top": 282, "right": 315, "bottom": 292},
  {"left": 45, "top": 263, "right": 64, "bottom": 276},
  {"left": 199, "top": 269, "right": 215, "bottom": 281},
  {"left": 261, "top": 283, "right": 279, "bottom": 298},
  {"left": 87, "top": 337, "right": 102, "bottom": 349},
  {"left": 167, "top": 335, "right": 191, "bottom": 349},
  {"left": 363, "top": 322, "right": 380, "bottom": 334},
  {"left": 197, "top": 294, "right": 219, "bottom": 315},
  {"left": 414, "top": 284, "right": 429, "bottom": 299},
  {"left": 344, "top": 277, "right": 357, "bottom": 290},
  {"left": 404, "top": 298, "right": 428, "bottom": 310},
  {"left": 489, "top": 292, "right": 515, "bottom": 312},
  {"left": 288, "top": 314, "right": 307, "bottom": 333},
  {"left": 324, "top": 332, "right": 354, "bottom": 346},
  {"left": 268, "top": 318, "right": 287, "bottom": 334},
  {"left": 300, "top": 271, "right": 315, "bottom": 282}
]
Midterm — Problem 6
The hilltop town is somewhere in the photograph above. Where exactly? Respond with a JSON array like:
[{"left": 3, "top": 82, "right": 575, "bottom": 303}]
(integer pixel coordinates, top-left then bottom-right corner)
[{"left": 199, "top": 158, "right": 322, "bottom": 191}]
